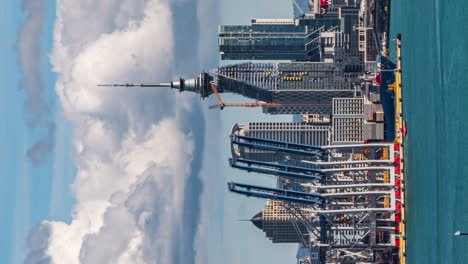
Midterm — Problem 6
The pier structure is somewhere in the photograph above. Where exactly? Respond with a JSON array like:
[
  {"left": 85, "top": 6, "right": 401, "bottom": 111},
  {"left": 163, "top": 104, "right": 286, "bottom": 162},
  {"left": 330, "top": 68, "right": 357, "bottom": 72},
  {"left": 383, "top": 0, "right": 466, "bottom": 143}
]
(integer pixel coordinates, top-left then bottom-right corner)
[
  {"left": 227, "top": 125, "right": 403, "bottom": 263},
  {"left": 393, "top": 33, "right": 406, "bottom": 264}
]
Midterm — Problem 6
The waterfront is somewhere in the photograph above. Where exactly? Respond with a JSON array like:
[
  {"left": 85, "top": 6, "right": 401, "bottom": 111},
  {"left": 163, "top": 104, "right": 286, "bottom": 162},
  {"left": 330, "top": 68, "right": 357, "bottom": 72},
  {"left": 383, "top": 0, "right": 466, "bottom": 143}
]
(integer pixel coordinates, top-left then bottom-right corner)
[{"left": 391, "top": 0, "right": 468, "bottom": 263}]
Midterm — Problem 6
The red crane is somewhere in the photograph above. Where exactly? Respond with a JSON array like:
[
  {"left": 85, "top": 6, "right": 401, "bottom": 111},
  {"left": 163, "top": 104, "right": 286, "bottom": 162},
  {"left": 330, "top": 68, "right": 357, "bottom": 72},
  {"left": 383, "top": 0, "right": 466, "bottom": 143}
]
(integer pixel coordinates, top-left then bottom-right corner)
[{"left": 208, "top": 83, "right": 331, "bottom": 110}]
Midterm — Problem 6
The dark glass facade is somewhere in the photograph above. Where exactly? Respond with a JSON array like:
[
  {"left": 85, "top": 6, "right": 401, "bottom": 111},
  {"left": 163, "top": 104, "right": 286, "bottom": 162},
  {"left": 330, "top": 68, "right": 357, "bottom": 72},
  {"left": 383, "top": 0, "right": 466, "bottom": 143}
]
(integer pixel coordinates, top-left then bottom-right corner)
[
  {"left": 218, "top": 18, "right": 340, "bottom": 61},
  {"left": 211, "top": 62, "right": 358, "bottom": 114}
]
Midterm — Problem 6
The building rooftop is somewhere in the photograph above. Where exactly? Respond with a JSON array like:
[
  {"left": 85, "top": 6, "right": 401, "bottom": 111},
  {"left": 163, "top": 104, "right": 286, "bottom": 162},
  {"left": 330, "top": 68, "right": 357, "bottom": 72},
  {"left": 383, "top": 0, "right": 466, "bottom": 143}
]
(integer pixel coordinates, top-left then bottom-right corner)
[{"left": 251, "top": 211, "right": 263, "bottom": 230}]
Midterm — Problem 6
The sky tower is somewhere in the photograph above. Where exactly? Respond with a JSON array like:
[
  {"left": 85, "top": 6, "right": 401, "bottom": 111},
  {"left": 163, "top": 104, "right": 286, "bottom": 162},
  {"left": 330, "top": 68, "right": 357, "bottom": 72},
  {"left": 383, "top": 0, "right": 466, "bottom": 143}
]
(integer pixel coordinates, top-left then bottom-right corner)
[{"left": 100, "top": 72, "right": 215, "bottom": 99}]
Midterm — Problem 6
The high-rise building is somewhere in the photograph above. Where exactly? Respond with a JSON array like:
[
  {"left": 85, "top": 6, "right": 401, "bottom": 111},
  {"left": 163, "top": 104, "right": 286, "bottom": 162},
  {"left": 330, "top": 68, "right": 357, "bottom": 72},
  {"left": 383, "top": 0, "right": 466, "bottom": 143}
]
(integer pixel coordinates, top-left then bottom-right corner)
[
  {"left": 332, "top": 97, "right": 363, "bottom": 115},
  {"left": 251, "top": 200, "right": 311, "bottom": 243},
  {"left": 218, "top": 1, "right": 362, "bottom": 62},
  {"left": 216, "top": 61, "right": 359, "bottom": 114},
  {"left": 219, "top": 18, "right": 340, "bottom": 61},
  {"left": 331, "top": 97, "right": 364, "bottom": 144},
  {"left": 339, "top": 5, "right": 364, "bottom": 73},
  {"left": 232, "top": 122, "right": 330, "bottom": 161}
]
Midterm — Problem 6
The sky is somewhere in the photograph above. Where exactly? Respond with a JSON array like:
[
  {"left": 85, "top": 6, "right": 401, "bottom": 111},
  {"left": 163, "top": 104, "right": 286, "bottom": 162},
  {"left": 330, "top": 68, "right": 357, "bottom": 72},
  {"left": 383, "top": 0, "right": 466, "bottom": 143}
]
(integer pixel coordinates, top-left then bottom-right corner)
[
  {"left": 218, "top": 1, "right": 302, "bottom": 263},
  {"left": 1, "top": 0, "right": 76, "bottom": 263},
  {"left": 1, "top": 0, "right": 301, "bottom": 263}
]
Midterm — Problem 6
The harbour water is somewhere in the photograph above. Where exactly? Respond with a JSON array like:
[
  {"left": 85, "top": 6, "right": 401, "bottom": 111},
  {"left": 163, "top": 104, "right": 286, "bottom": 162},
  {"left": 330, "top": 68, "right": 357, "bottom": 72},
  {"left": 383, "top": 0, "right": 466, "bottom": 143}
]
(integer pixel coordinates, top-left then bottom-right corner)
[{"left": 391, "top": 0, "right": 468, "bottom": 263}]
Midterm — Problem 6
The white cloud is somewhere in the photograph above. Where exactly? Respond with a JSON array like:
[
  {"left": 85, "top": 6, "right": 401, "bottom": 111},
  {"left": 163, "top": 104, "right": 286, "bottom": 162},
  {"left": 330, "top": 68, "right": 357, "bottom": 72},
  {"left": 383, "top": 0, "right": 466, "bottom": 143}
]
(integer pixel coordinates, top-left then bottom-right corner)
[
  {"left": 26, "top": 0, "right": 221, "bottom": 263},
  {"left": 44, "top": 121, "right": 194, "bottom": 264}
]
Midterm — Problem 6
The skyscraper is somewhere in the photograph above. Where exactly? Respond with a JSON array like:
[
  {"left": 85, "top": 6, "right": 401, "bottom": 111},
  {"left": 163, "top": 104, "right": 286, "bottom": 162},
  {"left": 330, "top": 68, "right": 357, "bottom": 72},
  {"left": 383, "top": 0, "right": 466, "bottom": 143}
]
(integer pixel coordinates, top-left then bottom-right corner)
[
  {"left": 331, "top": 97, "right": 364, "bottom": 144},
  {"left": 250, "top": 200, "right": 311, "bottom": 243},
  {"left": 218, "top": 1, "right": 362, "bottom": 62},
  {"left": 215, "top": 61, "right": 359, "bottom": 114},
  {"left": 219, "top": 18, "right": 340, "bottom": 61},
  {"left": 231, "top": 122, "right": 330, "bottom": 162}
]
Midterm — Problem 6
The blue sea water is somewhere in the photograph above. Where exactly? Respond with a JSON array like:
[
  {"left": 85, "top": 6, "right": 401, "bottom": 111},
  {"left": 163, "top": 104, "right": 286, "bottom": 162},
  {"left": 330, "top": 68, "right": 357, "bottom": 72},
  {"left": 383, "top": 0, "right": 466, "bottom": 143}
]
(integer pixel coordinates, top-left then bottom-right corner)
[{"left": 391, "top": 0, "right": 468, "bottom": 263}]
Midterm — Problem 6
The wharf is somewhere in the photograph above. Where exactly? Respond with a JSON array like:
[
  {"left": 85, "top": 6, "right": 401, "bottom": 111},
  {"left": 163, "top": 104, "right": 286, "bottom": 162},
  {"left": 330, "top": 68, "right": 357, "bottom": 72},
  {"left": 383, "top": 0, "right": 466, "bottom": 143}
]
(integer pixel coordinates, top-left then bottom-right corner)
[{"left": 393, "top": 34, "right": 406, "bottom": 264}]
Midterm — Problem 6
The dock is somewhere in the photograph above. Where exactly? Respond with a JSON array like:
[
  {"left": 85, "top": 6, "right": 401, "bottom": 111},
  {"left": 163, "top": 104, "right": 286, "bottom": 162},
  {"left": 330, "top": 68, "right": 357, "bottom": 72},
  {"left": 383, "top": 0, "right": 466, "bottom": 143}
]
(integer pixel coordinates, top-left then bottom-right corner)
[{"left": 394, "top": 34, "right": 407, "bottom": 264}]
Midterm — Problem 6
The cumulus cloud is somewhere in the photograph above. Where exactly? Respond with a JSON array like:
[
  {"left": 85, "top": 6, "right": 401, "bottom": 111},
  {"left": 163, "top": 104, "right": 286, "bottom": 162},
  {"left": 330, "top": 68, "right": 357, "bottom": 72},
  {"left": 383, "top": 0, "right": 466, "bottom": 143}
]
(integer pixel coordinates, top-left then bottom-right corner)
[
  {"left": 26, "top": 0, "right": 220, "bottom": 263},
  {"left": 17, "top": 0, "right": 56, "bottom": 164},
  {"left": 24, "top": 224, "right": 52, "bottom": 264},
  {"left": 44, "top": 121, "right": 194, "bottom": 263}
]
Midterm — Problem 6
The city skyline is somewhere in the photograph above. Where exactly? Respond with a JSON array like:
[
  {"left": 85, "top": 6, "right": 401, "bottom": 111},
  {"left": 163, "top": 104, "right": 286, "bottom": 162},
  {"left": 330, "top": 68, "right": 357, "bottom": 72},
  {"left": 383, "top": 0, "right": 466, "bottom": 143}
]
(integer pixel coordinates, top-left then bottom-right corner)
[
  {"left": 3, "top": 0, "right": 384, "bottom": 261},
  {"left": 4, "top": 0, "right": 468, "bottom": 263}
]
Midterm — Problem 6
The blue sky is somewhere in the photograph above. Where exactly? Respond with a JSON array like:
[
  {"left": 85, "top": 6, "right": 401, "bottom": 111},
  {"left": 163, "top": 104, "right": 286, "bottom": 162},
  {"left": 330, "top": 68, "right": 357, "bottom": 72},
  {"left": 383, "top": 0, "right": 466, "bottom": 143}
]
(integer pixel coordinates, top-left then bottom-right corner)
[
  {"left": 1, "top": 0, "right": 76, "bottom": 263},
  {"left": 1, "top": 0, "right": 302, "bottom": 263},
  {"left": 218, "top": 1, "right": 301, "bottom": 263}
]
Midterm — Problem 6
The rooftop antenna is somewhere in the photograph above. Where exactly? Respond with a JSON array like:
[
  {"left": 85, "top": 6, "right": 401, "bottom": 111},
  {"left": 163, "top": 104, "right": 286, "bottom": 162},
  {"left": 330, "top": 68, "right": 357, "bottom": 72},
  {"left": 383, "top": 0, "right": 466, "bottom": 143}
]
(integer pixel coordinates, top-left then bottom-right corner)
[{"left": 98, "top": 82, "right": 173, "bottom": 88}]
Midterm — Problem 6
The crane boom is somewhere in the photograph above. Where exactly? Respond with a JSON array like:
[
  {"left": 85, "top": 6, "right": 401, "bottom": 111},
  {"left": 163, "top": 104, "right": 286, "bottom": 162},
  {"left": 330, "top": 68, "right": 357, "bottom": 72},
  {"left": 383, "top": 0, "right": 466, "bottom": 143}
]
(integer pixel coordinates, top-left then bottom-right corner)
[
  {"left": 208, "top": 102, "right": 331, "bottom": 109},
  {"left": 210, "top": 83, "right": 225, "bottom": 105},
  {"left": 208, "top": 83, "right": 330, "bottom": 110}
]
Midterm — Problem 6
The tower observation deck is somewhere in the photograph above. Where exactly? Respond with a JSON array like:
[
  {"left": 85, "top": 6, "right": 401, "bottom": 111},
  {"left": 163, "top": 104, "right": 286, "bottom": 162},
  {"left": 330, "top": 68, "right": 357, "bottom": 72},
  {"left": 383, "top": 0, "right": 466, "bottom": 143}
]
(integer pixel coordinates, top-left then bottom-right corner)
[{"left": 100, "top": 72, "right": 215, "bottom": 99}]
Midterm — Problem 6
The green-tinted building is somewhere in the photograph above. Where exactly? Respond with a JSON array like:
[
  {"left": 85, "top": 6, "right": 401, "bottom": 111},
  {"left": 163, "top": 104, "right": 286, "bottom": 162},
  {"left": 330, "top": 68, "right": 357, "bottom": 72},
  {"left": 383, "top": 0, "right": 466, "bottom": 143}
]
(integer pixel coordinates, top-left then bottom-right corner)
[{"left": 218, "top": 18, "right": 340, "bottom": 61}]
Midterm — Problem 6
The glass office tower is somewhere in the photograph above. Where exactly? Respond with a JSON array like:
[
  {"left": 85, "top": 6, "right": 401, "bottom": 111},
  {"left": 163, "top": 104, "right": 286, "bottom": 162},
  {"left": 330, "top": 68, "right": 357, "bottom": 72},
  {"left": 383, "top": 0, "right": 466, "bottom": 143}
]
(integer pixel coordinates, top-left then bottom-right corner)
[
  {"left": 218, "top": 18, "right": 340, "bottom": 61},
  {"left": 214, "top": 61, "right": 358, "bottom": 114}
]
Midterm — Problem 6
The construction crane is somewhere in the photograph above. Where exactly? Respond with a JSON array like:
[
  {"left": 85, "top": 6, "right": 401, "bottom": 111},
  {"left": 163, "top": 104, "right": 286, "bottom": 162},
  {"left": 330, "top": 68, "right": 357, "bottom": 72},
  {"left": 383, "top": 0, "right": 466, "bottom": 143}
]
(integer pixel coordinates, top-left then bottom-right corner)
[{"left": 208, "top": 83, "right": 331, "bottom": 110}]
